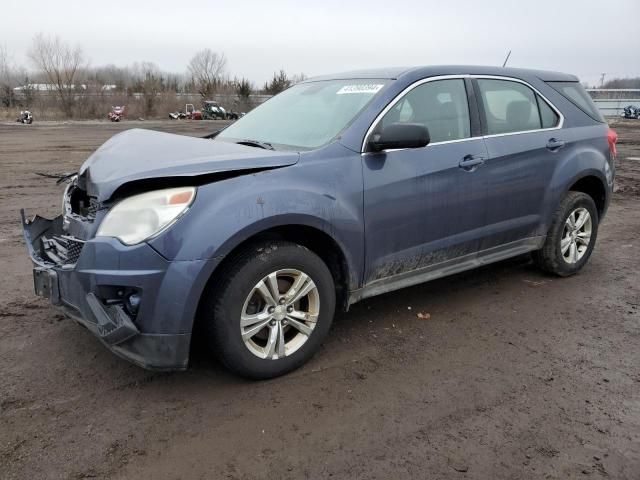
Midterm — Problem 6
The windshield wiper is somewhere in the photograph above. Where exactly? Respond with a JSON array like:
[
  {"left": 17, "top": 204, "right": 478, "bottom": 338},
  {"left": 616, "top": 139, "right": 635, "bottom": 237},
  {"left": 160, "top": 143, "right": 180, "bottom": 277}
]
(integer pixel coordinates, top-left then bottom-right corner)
[
  {"left": 202, "top": 129, "right": 222, "bottom": 139},
  {"left": 236, "top": 139, "right": 275, "bottom": 150}
]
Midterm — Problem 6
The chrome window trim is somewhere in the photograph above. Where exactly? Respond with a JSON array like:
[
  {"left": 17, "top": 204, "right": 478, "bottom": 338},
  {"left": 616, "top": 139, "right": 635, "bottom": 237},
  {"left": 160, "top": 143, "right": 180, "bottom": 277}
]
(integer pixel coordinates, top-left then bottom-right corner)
[{"left": 361, "top": 74, "right": 564, "bottom": 153}]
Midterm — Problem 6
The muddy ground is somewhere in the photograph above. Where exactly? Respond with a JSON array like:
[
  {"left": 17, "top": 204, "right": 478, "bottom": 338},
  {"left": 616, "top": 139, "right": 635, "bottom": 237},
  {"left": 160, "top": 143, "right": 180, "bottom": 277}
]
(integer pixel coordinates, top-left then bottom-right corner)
[{"left": 1, "top": 119, "right": 639, "bottom": 479}]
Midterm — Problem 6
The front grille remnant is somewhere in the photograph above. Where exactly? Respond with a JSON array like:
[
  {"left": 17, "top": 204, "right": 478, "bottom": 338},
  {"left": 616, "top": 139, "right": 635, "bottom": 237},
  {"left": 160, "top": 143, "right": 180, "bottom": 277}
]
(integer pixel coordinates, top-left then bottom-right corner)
[
  {"left": 65, "top": 184, "right": 100, "bottom": 221},
  {"left": 42, "top": 235, "right": 85, "bottom": 265},
  {"left": 86, "top": 197, "right": 100, "bottom": 217}
]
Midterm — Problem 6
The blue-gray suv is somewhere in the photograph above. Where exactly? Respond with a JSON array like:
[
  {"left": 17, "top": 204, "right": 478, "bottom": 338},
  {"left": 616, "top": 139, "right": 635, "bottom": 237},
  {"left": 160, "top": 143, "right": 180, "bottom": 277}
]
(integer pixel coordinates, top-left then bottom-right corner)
[{"left": 22, "top": 66, "right": 618, "bottom": 378}]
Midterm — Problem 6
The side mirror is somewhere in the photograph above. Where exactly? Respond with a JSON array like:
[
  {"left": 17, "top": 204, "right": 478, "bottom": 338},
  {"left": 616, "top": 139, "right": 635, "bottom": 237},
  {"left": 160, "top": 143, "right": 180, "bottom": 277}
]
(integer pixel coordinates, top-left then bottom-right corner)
[{"left": 368, "top": 122, "right": 430, "bottom": 152}]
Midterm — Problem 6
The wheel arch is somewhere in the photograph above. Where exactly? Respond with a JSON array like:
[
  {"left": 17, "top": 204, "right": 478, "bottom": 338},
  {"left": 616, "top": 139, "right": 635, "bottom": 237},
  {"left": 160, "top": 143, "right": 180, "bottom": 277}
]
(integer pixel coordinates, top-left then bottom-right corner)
[
  {"left": 568, "top": 174, "right": 608, "bottom": 218},
  {"left": 192, "top": 221, "right": 355, "bottom": 340}
]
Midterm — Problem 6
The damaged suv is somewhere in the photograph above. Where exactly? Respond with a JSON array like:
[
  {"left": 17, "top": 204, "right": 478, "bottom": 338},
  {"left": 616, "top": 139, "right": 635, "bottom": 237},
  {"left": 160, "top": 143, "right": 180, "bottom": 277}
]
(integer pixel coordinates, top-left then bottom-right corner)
[{"left": 23, "top": 66, "right": 617, "bottom": 379}]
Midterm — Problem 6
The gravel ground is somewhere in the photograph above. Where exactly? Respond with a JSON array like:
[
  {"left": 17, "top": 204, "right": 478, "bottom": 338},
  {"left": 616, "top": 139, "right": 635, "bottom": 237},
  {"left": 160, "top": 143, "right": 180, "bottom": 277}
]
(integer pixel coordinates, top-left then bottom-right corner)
[{"left": 1, "top": 119, "right": 639, "bottom": 479}]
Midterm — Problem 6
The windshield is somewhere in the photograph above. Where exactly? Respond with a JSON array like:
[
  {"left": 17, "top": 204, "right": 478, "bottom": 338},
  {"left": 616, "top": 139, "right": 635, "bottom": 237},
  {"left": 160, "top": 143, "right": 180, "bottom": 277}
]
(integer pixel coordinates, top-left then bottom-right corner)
[{"left": 217, "top": 79, "right": 390, "bottom": 150}]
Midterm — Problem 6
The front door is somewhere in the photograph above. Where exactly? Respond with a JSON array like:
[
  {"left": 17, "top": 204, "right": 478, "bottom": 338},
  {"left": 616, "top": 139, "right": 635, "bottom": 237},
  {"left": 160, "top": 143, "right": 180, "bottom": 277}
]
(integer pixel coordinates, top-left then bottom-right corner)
[{"left": 362, "top": 78, "right": 489, "bottom": 285}]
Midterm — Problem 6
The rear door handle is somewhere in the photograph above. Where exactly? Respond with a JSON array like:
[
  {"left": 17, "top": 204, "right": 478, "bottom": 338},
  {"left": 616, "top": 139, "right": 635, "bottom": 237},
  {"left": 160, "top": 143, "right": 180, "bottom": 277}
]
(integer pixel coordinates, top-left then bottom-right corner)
[
  {"left": 459, "top": 155, "right": 485, "bottom": 171},
  {"left": 546, "top": 138, "right": 566, "bottom": 151}
]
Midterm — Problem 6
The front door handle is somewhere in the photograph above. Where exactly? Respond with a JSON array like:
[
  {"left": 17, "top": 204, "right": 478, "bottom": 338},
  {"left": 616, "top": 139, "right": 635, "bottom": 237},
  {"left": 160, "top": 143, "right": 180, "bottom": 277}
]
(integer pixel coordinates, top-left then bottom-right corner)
[
  {"left": 546, "top": 138, "right": 566, "bottom": 151},
  {"left": 459, "top": 155, "right": 485, "bottom": 171}
]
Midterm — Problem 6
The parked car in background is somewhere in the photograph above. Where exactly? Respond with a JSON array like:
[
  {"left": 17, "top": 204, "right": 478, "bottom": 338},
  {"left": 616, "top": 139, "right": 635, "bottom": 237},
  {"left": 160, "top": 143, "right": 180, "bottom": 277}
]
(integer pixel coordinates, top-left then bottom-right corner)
[
  {"left": 226, "top": 110, "right": 240, "bottom": 120},
  {"left": 22, "top": 66, "right": 617, "bottom": 379},
  {"left": 202, "top": 101, "right": 227, "bottom": 120},
  {"left": 170, "top": 102, "right": 238, "bottom": 121},
  {"left": 185, "top": 103, "right": 202, "bottom": 120},
  {"left": 108, "top": 106, "right": 125, "bottom": 122},
  {"left": 168, "top": 110, "right": 187, "bottom": 120},
  {"left": 16, "top": 110, "right": 33, "bottom": 124},
  {"left": 622, "top": 105, "right": 640, "bottom": 119}
]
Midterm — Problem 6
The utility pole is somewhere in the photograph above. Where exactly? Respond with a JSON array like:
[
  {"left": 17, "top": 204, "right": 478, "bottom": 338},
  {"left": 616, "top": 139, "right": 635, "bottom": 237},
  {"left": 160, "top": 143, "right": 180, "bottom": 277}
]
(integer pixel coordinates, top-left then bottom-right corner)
[{"left": 599, "top": 73, "right": 606, "bottom": 88}]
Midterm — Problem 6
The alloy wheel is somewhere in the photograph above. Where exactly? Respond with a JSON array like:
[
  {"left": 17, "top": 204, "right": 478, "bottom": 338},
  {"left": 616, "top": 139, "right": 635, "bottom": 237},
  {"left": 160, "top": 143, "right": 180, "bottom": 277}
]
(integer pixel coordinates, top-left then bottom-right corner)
[
  {"left": 240, "top": 269, "right": 320, "bottom": 359},
  {"left": 561, "top": 207, "right": 592, "bottom": 264}
]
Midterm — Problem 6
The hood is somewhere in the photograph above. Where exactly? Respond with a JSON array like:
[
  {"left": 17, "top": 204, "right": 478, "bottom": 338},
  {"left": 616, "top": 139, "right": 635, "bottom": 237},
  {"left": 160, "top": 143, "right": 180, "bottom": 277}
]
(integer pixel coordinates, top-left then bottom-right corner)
[{"left": 78, "top": 129, "right": 299, "bottom": 201}]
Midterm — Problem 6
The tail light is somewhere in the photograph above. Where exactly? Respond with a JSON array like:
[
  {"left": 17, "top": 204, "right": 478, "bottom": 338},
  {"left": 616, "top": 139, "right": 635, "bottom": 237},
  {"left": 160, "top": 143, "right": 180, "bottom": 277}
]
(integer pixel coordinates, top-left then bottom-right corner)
[{"left": 607, "top": 128, "right": 618, "bottom": 157}]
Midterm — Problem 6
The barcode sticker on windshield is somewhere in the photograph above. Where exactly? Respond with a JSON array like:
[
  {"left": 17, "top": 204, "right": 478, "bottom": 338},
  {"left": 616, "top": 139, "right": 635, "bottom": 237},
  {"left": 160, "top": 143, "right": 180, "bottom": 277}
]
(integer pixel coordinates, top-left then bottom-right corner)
[{"left": 336, "top": 84, "right": 385, "bottom": 95}]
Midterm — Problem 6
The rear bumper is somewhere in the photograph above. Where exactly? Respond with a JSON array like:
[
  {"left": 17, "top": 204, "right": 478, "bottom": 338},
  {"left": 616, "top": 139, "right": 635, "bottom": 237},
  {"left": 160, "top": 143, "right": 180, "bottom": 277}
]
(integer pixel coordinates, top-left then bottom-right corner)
[{"left": 22, "top": 211, "right": 213, "bottom": 371}]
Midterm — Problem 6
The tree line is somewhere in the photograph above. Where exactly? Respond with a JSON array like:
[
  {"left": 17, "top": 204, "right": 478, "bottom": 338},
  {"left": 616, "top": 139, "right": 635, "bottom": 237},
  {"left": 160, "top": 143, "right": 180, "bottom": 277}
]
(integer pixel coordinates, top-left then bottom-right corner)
[
  {"left": 601, "top": 78, "right": 640, "bottom": 89},
  {"left": 0, "top": 34, "right": 306, "bottom": 119}
]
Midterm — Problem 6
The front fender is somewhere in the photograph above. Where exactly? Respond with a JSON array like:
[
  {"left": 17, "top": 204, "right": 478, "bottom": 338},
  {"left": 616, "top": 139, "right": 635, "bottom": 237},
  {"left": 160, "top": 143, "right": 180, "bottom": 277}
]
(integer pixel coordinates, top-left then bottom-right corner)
[{"left": 147, "top": 144, "right": 365, "bottom": 289}]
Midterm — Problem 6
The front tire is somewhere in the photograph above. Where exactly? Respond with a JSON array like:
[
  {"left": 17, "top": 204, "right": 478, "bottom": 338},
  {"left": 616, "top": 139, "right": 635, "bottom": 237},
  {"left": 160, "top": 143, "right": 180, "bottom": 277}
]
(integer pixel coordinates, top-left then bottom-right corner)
[
  {"left": 203, "top": 241, "right": 336, "bottom": 379},
  {"left": 533, "top": 191, "right": 599, "bottom": 276}
]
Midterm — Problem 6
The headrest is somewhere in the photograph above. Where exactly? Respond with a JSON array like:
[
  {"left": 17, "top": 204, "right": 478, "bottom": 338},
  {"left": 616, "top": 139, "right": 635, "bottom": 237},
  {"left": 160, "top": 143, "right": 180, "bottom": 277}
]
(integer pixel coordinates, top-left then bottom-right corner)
[{"left": 506, "top": 100, "right": 533, "bottom": 130}]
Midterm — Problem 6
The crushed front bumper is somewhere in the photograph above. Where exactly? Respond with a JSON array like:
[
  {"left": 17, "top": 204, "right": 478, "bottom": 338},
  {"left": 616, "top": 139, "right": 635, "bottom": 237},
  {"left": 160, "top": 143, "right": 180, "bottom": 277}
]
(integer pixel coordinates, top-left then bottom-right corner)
[{"left": 21, "top": 210, "right": 206, "bottom": 371}]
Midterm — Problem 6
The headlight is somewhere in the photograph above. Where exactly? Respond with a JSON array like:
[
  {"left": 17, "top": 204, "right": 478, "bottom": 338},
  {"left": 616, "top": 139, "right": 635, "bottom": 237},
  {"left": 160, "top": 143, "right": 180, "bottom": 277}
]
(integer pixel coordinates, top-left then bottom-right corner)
[{"left": 97, "top": 187, "right": 196, "bottom": 245}]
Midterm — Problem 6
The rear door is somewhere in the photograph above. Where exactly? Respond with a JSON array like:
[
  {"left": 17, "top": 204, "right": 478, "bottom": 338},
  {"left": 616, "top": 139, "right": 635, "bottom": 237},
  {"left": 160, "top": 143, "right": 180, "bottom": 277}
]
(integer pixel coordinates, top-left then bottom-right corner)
[
  {"left": 362, "top": 77, "right": 489, "bottom": 284},
  {"left": 474, "top": 77, "right": 563, "bottom": 249}
]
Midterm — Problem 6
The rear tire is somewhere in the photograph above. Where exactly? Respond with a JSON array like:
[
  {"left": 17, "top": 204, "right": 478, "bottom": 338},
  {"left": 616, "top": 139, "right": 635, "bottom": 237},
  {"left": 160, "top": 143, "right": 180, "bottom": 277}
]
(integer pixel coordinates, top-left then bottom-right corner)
[
  {"left": 202, "top": 241, "right": 336, "bottom": 379},
  {"left": 533, "top": 191, "right": 598, "bottom": 276}
]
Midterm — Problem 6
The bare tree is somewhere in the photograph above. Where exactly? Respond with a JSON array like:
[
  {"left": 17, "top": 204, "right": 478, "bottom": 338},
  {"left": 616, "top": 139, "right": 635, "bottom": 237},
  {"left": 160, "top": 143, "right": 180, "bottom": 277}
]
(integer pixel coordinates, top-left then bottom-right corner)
[
  {"left": 187, "top": 49, "right": 227, "bottom": 98},
  {"left": 28, "top": 34, "right": 85, "bottom": 117},
  {"left": 0, "top": 46, "right": 14, "bottom": 107},
  {"left": 602, "top": 77, "right": 640, "bottom": 89},
  {"left": 291, "top": 72, "right": 307, "bottom": 85},
  {"left": 0, "top": 45, "right": 25, "bottom": 108},
  {"left": 131, "top": 62, "right": 164, "bottom": 118}
]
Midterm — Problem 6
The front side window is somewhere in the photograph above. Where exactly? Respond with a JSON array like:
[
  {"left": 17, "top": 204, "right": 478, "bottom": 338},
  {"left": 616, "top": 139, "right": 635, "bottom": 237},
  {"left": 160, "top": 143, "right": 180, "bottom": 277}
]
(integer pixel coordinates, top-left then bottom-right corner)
[
  {"left": 217, "top": 79, "right": 390, "bottom": 150},
  {"left": 376, "top": 79, "right": 471, "bottom": 144}
]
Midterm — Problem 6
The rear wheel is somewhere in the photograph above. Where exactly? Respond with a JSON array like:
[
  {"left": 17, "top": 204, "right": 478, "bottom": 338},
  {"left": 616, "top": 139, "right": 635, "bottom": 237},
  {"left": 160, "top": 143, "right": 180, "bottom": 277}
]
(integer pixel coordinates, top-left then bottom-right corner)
[
  {"left": 533, "top": 191, "right": 598, "bottom": 276},
  {"left": 203, "top": 241, "right": 335, "bottom": 379}
]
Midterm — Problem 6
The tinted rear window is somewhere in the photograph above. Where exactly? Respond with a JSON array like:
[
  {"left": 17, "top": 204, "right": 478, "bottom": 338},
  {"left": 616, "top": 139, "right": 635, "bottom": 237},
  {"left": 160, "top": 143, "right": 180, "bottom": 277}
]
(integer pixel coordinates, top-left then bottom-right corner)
[{"left": 546, "top": 81, "right": 604, "bottom": 123}]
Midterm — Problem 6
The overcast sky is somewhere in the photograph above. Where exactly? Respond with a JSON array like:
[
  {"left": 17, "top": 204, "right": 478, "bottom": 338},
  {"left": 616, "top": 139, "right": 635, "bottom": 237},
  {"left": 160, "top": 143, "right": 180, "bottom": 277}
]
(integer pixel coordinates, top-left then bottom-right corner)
[{"left": 2, "top": 0, "right": 639, "bottom": 86}]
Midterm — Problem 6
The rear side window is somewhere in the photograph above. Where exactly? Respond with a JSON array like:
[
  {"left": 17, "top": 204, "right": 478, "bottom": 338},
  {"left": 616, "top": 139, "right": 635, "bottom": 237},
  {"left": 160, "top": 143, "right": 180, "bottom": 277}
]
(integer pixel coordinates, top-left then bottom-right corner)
[
  {"left": 538, "top": 95, "right": 560, "bottom": 128},
  {"left": 477, "top": 79, "right": 541, "bottom": 134},
  {"left": 378, "top": 79, "right": 471, "bottom": 143},
  {"left": 546, "top": 81, "right": 604, "bottom": 123},
  {"left": 477, "top": 79, "right": 560, "bottom": 134}
]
